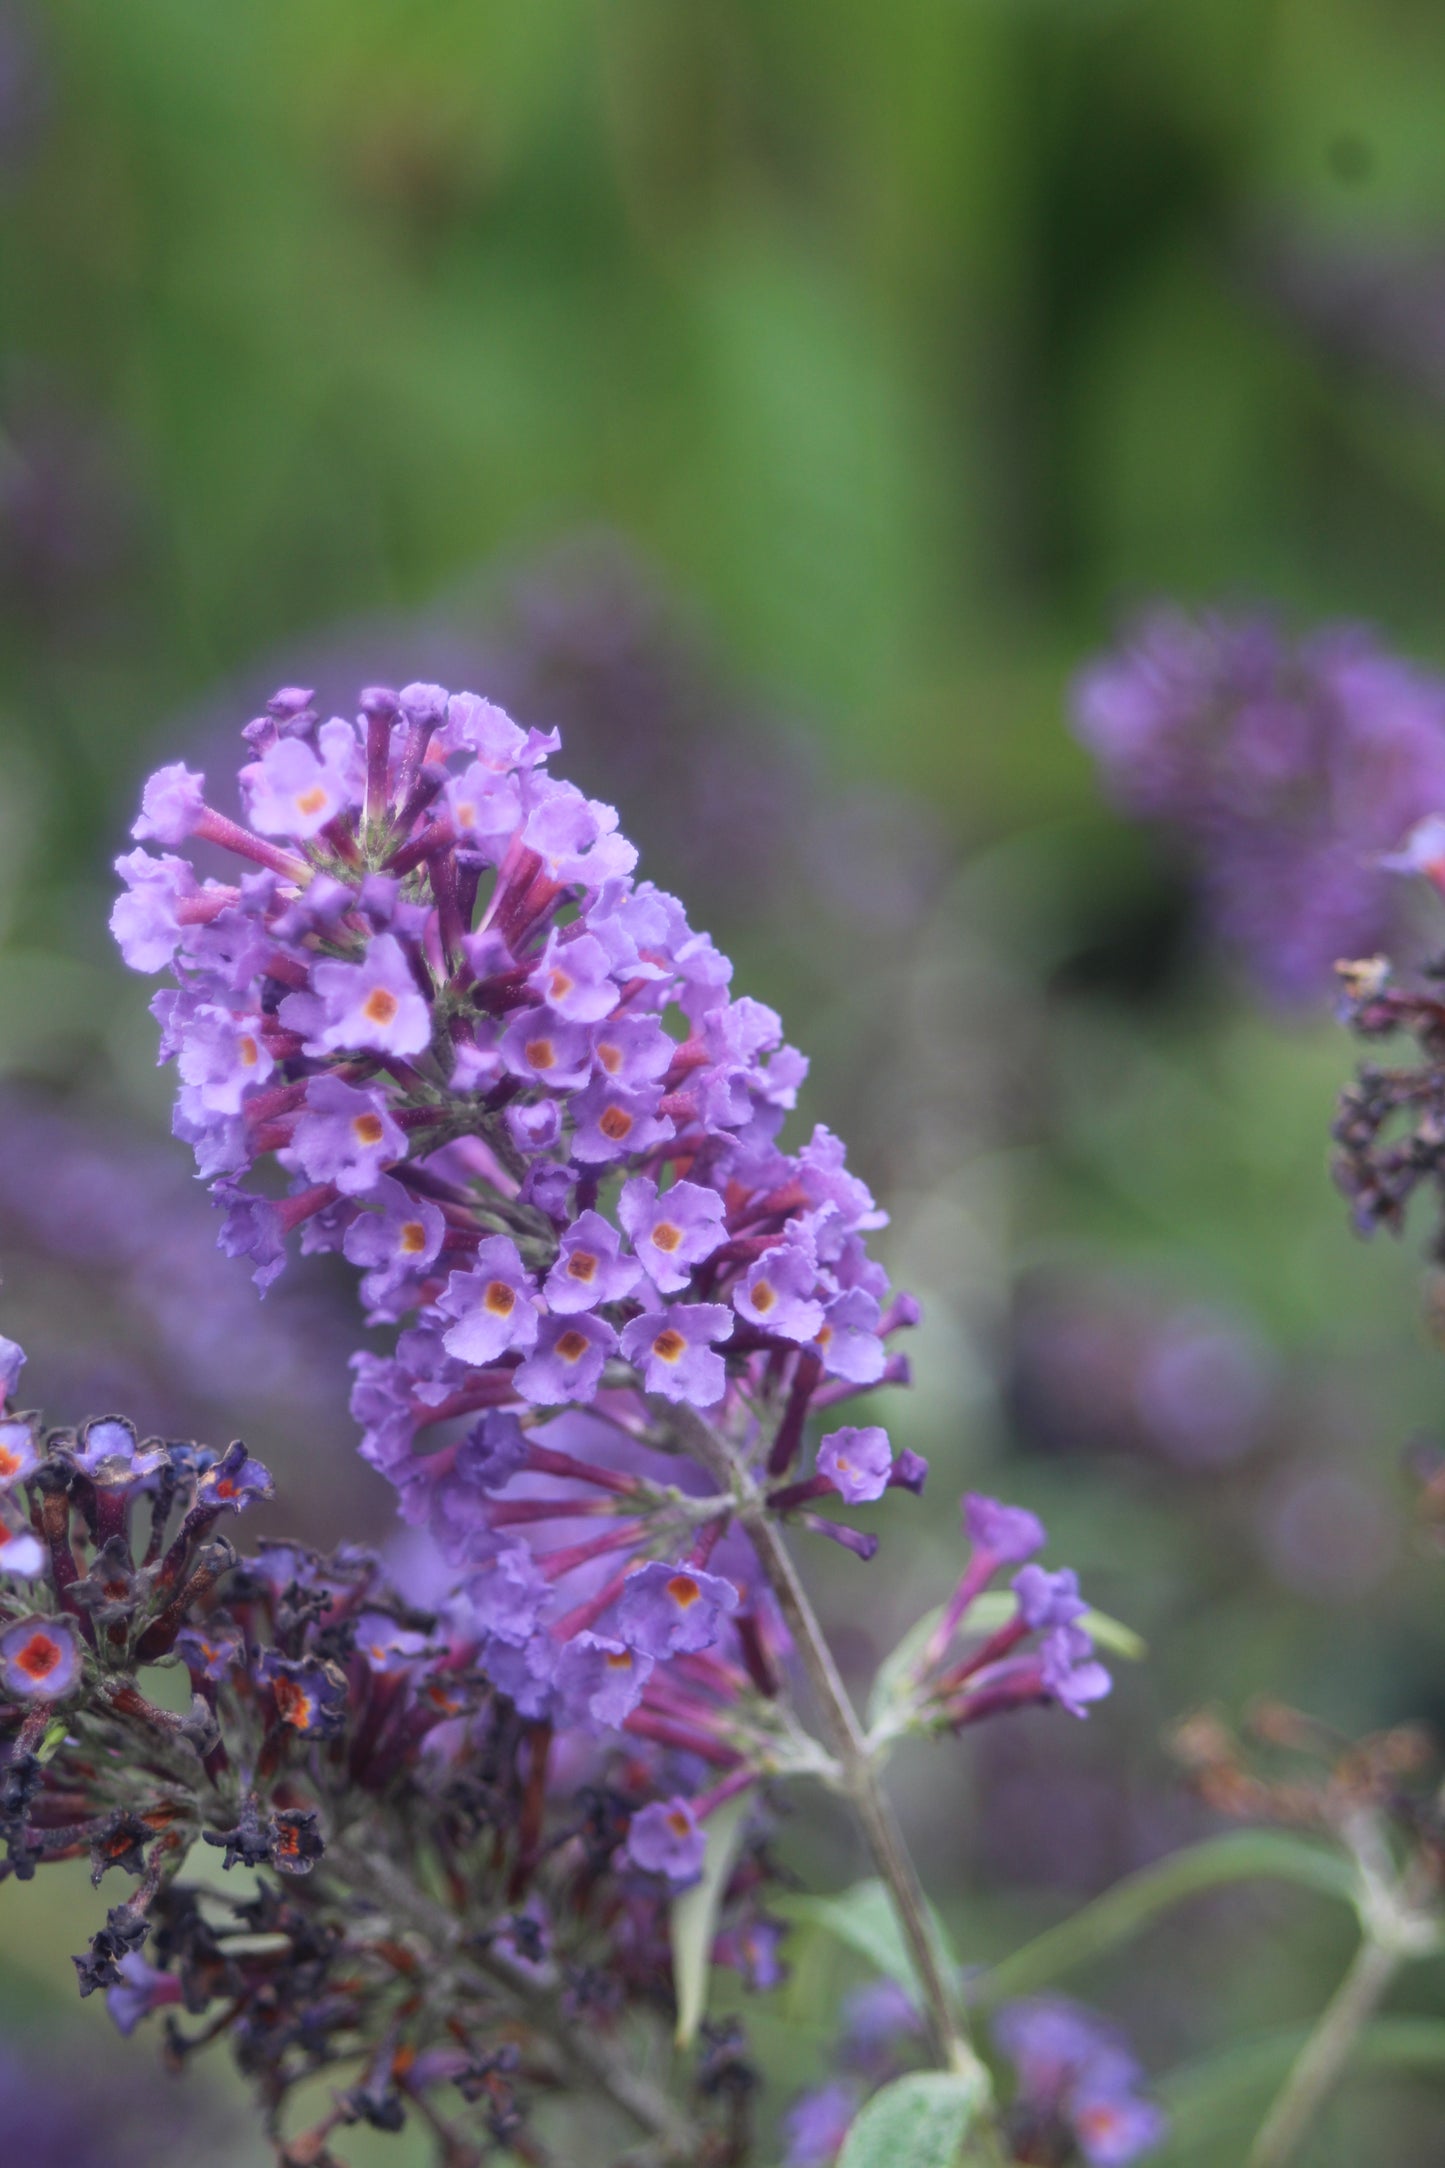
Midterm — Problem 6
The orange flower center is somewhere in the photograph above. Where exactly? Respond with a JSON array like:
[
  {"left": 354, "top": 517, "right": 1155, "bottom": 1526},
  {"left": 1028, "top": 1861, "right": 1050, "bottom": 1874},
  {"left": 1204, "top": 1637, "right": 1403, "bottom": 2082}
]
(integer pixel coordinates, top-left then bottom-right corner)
[
  {"left": 295, "top": 785, "right": 329, "bottom": 818},
  {"left": 484, "top": 1280, "right": 517, "bottom": 1316},
  {"left": 666, "top": 1810, "right": 692, "bottom": 1838},
  {"left": 16, "top": 1632, "right": 61, "bottom": 1681},
  {"left": 353, "top": 1113, "right": 385, "bottom": 1146},
  {"left": 272, "top": 1675, "right": 313, "bottom": 1728},
  {"left": 598, "top": 1104, "right": 633, "bottom": 1141},
  {"left": 525, "top": 1037, "right": 556, "bottom": 1070},
  {"left": 651, "top": 1221, "right": 683, "bottom": 1254},
  {"left": 566, "top": 1250, "right": 598, "bottom": 1282},
  {"left": 597, "top": 1041, "right": 622, "bottom": 1075},
  {"left": 238, "top": 1034, "right": 259, "bottom": 1067},
  {"left": 750, "top": 1280, "right": 776, "bottom": 1312},
  {"left": 364, "top": 987, "right": 400, "bottom": 1026},
  {"left": 604, "top": 1648, "right": 634, "bottom": 1671},
  {"left": 547, "top": 969, "right": 574, "bottom": 1001},
  {"left": 399, "top": 1221, "right": 427, "bottom": 1254},
  {"left": 652, "top": 1329, "right": 686, "bottom": 1364},
  {"left": 0, "top": 1445, "right": 24, "bottom": 1481},
  {"left": 666, "top": 1573, "right": 701, "bottom": 1609},
  {"left": 555, "top": 1329, "right": 590, "bottom": 1362}
]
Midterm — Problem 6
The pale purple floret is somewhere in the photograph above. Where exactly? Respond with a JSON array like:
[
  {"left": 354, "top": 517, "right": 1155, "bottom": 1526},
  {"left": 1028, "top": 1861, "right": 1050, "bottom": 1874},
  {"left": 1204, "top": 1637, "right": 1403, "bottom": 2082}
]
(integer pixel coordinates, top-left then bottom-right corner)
[
  {"left": 555, "top": 1630, "right": 654, "bottom": 1730},
  {"left": 506, "top": 1098, "right": 562, "bottom": 1156},
  {"left": 523, "top": 780, "right": 638, "bottom": 888},
  {"left": 437, "top": 689, "right": 529, "bottom": 765},
  {"left": 514, "top": 1311, "right": 617, "bottom": 1405},
  {"left": 569, "top": 1076, "right": 675, "bottom": 1164},
  {"left": 463, "top": 1538, "right": 550, "bottom": 1647},
  {"left": 590, "top": 1012, "right": 674, "bottom": 1086},
  {"left": 110, "top": 849, "right": 199, "bottom": 972},
  {"left": 241, "top": 734, "right": 351, "bottom": 839},
  {"left": 1042, "top": 1625, "right": 1112, "bottom": 1717},
  {"left": 734, "top": 1242, "right": 825, "bottom": 1340},
  {"left": 527, "top": 928, "right": 620, "bottom": 1022},
  {"left": 443, "top": 761, "right": 523, "bottom": 853},
  {"left": 995, "top": 1996, "right": 1165, "bottom": 2165},
  {"left": 458, "top": 1410, "right": 528, "bottom": 1489},
  {"left": 352, "top": 1612, "right": 435, "bottom": 1674},
  {"left": 782, "top": 2082, "right": 859, "bottom": 2167},
  {"left": 624, "top": 1796, "right": 706, "bottom": 1885},
  {"left": 131, "top": 761, "right": 207, "bottom": 847},
  {"left": 437, "top": 1238, "right": 539, "bottom": 1365},
  {"left": 175, "top": 1003, "right": 273, "bottom": 1116},
  {"left": 0, "top": 1417, "right": 39, "bottom": 1486},
  {"left": 479, "top": 1628, "right": 558, "bottom": 1719},
  {"left": 1013, "top": 1563, "right": 1087, "bottom": 1631},
  {"left": 307, "top": 933, "right": 432, "bottom": 1057},
  {"left": 215, "top": 1183, "right": 287, "bottom": 1293},
  {"left": 620, "top": 1303, "right": 733, "bottom": 1405},
  {"left": 285, "top": 1075, "right": 405, "bottom": 1196},
  {"left": 0, "top": 1336, "right": 23, "bottom": 1403},
  {"left": 498, "top": 1006, "right": 593, "bottom": 1091},
  {"left": 965, "top": 1494, "right": 1047, "bottom": 1563},
  {"left": 0, "top": 1513, "right": 44, "bottom": 1577},
  {"left": 0, "top": 1613, "right": 80, "bottom": 1699},
  {"left": 815, "top": 1287, "right": 886, "bottom": 1384},
  {"left": 105, "top": 1952, "right": 184, "bottom": 2038},
  {"left": 618, "top": 1176, "right": 726, "bottom": 1293},
  {"left": 816, "top": 1425, "right": 893, "bottom": 1505},
  {"left": 342, "top": 1174, "right": 445, "bottom": 1295},
  {"left": 607, "top": 1558, "right": 740, "bottom": 1658},
  {"left": 543, "top": 1210, "right": 641, "bottom": 1313}
]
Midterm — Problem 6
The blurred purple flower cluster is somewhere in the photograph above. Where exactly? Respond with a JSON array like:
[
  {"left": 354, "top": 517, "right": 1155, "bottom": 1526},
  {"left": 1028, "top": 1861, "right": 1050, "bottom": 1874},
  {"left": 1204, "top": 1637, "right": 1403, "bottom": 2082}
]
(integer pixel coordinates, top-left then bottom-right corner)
[{"left": 1073, "top": 609, "right": 1445, "bottom": 1000}]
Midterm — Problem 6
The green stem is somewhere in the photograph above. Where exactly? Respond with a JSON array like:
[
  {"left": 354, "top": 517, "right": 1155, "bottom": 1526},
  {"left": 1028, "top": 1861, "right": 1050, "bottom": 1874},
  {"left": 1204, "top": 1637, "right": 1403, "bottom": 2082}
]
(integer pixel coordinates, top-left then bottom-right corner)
[{"left": 1247, "top": 1934, "right": 1400, "bottom": 2168}]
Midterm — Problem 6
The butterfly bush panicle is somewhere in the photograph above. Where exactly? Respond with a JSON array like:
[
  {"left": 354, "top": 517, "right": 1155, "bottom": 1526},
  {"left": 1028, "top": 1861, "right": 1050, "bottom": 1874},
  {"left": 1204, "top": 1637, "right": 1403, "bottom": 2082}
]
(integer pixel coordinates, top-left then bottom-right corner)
[
  {"left": 113, "top": 681, "right": 1113, "bottom": 1821},
  {"left": 1073, "top": 609, "right": 1445, "bottom": 1000},
  {"left": 0, "top": 1346, "right": 781, "bottom": 2159}
]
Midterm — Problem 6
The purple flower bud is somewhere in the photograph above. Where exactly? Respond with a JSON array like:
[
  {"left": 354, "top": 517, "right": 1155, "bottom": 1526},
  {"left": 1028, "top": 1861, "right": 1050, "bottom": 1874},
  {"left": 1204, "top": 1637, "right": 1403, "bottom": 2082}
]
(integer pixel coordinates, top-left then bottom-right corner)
[
  {"left": 816, "top": 1425, "right": 893, "bottom": 1505},
  {"left": 625, "top": 1796, "right": 705, "bottom": 1884}
]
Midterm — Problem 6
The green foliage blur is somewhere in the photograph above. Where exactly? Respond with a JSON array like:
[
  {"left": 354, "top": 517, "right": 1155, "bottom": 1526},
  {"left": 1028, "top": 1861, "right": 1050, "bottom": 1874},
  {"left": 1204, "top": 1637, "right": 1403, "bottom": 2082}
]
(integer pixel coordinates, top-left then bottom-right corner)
[{"left": 5, "top": 2, "right": 1445, "bottom": 2161}]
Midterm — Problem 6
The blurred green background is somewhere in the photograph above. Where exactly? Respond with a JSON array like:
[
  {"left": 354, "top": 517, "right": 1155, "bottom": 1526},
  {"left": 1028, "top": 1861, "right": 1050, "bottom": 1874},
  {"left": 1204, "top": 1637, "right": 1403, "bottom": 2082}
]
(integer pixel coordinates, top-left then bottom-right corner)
[{"left": 5, "top": 1, "right": 1445, "bottom": 2161}]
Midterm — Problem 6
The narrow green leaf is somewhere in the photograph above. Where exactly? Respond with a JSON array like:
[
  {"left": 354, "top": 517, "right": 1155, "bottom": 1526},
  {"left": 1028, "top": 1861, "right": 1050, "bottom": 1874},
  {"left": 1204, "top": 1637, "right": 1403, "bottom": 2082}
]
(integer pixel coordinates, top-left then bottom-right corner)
[
  {"left": 780, "top": 1877, "right": 958, "bottom": 2001},
  {"left": 35, "top": 1716, "right": 70, "bottom": 1764},
  {"left": 670, "top": 1790, "right": 751, "bottom": 2048},
  {"left": 978, "top": 1832, "right": 1357, "bottom": 2006},
  {"left": 835, "top": 2069, "right": 989, "bottom": 2168}
]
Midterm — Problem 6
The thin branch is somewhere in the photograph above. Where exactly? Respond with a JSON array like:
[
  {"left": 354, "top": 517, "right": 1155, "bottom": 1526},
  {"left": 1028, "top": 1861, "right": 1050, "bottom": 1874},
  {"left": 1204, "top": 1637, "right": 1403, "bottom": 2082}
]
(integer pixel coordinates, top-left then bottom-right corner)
[{"left": 1247, "top": 1933, "right": 1400, "bottom": 2168}]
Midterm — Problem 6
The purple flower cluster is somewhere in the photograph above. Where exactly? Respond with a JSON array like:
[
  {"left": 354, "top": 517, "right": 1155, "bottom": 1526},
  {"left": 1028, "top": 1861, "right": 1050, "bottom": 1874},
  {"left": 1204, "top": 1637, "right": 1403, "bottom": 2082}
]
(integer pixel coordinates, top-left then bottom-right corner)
[
  {"left": 996, "top": 1996, "right": 1166, "bottom": 2165},
  {"left": 1072, "top": 609, "right": 1445, "bottom": 1000},
  {"left": 112, "top": 681, "right": 926, "bottom": 1738}
]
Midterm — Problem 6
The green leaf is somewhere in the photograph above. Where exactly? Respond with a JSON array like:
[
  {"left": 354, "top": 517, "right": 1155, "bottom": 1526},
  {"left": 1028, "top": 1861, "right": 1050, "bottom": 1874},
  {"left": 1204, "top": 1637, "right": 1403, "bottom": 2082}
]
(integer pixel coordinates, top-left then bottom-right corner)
[
  {"left": 835, "top": 2069, "right": 990, "bottom": 2168},
  {"left": 978, "top": 1832, "right": 1357, "bottom": 2006},
  {"left": 35, "top": 1717, "right": 70, "bottom": 1765},
  {"left": 781, "top": 1877, "right": 958, "bottom": 2001},
  {"left": 670, "top": 1789, "right": 751, "bottom": 2048},
  {"left": 866, "top": 1596, "right": 1144, "bottom": 1731}
]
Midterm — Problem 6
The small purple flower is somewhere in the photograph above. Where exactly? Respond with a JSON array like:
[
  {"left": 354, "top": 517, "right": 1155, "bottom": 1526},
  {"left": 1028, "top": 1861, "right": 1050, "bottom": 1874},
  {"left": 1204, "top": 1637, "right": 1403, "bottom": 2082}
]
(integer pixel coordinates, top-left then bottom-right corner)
[
  {"left": 608, "top": 1557, "right": 739, "bottom": 1657},
  {"left": 498, "top": 1006, "right": 593, "bottom": 1091},
  {"left": 996, "top": 1996, "right": 1165, "bottom": 2166},
  {"left": 286, "top": 1075, "right": 405, "bottom": 1196},
  {"left": 196, "top": 1441, "right": 273, "bottom": 1514},
  {"left": 479, "top": 1628, "right": 559, "bottom": 1718},
  {"left": 437, "top": 1238, "right": 540, "bottom": 1366},
  {"left": 443, "top": 760, "right": 523, "bottom": 854},
  {"left": 625, "top": 1796, "right": 706, "bottom": 1884},
  {"left": 0, "top": 1333, "right": 25, "bottom": 1403},
  {"left": 175, "top": 1002, "right": 273, "bottom": 1116},
  {"left": 569, "top": 1076, "right": 675, "bottom": 1164},
  {"left": 0, "top": 1417, "right": 38, "bottom": 1488},
  {"left": 1041, "top": 1625, "right": 1112, "bottom": 1718},
  {"left": 965, "top": 1494, "right": 1047, "bottom": 1564},
  {"left": 259, "top": 1651, "right": 348, "bottom": 1736},
  {"left": 1013, "top": 1563, "right": 1087, "bottom": 1631},
  {"left": 110, "top": 849, "right": 199, "bottom": 972},
  {"left": 590, "top": 1013, "right": 675, "bottom": 1087},
  {"left": 342, "top": 1174, "right": 445, "bottom": 1294},
  {"left": 618, "top": 1176, "right": 727, "bottom": 1294},
  {"left": 733, "top": 1242, "right": 825, "bottom": 1340},
  {"left": 105, "top": 1952, "right": 184, "bottom": 2038},
  {"left": 309, "top": 933, "right": 431, "bottom": 1058},
  {"left": 527, "top": 928, "right": 620, "bottom": 1022},
  {"left": 620, "top": 1302, "right": 733, "bottom": 1405},
  {"left": 815, "top": 1287, "right": 886, "bottom": 1384},
  {"left": 505, "top": 1097, "right": 562, "bottom": 1156},
  {"left": 241, "top": 735, "right": 351, "bottom": 838},
  {"left": 463, "top": 1539, "right": 550, "bottom": 1647},
  {"left": 515, "top": 1311, "right": 617, "bottom": 1405},
  {"left": 816, "top": 1425, "right": 893, "bottom": 1505},
  {"left": 352, "top": 1612, "right": 435, "bottom": 1674},
  {"left": 782, "top": 2082, "right": 859, "bottom": 2167},
  {"left": 555, "top": 1630, "right": 654, "bottom": 1730},
  {"left": 0, "top": 1509, "right": 44, "bottom": 1578},
  {"left": 131, "top": 761, "right": 207, "bottom": 847},
  {"left": 0, "top": 1613, "right": 80, "bottom": 1699},
  {"left": 457, "top": 1409, "right": 529, "bottom": 1489},
  {"left": 542, "top": 1210, "right": 641, "bottom": 1313}
]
